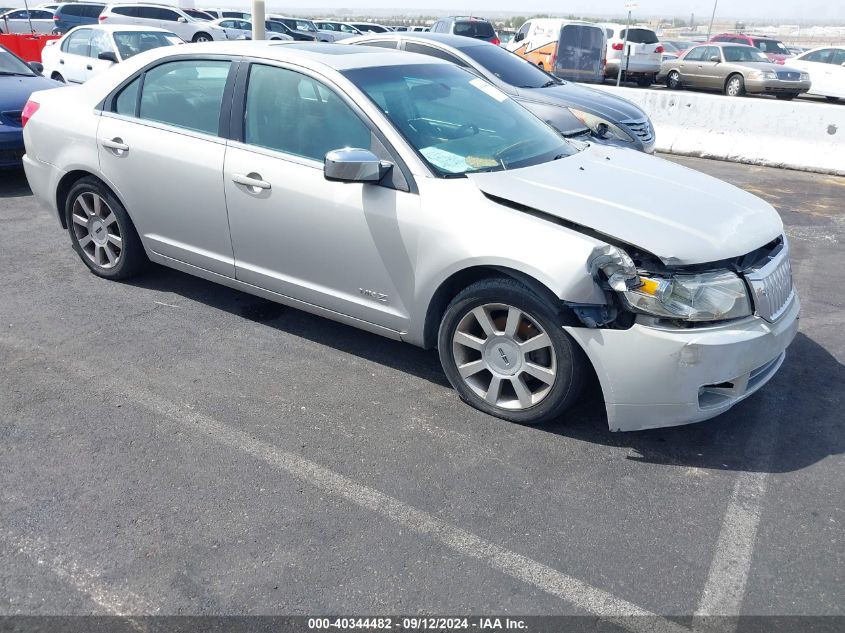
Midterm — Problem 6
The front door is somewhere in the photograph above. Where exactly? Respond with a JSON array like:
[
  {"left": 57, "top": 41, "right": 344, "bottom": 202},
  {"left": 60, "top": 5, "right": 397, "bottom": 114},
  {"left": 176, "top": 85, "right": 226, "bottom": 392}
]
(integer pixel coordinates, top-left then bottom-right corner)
[
  {"left": 97, "top": 58, "right": 236, "bottom": 276},
  {"left": 223, "top": 62, "right": 417, "bottom": 332}
]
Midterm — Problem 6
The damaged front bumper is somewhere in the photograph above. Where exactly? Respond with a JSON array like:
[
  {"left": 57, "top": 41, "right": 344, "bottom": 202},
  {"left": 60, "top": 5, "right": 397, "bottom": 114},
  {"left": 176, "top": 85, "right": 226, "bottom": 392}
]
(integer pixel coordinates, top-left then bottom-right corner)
[{"left": 565, "top": 294, "right": 800, "bottom": 432}]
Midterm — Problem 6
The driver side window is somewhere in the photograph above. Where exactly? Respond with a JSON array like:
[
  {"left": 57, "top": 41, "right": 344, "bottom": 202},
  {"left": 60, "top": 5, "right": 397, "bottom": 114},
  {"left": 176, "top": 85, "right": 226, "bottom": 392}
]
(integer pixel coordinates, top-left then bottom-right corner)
[{"left": 243, "top": 64, "right": 371, "bottom": 162}]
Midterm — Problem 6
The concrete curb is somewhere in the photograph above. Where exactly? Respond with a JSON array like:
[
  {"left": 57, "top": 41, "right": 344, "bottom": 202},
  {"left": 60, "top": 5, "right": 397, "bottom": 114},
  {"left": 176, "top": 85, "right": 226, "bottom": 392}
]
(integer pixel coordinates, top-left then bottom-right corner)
[{"left": 592, "top": 85, "right": 845, "bottom": 176}]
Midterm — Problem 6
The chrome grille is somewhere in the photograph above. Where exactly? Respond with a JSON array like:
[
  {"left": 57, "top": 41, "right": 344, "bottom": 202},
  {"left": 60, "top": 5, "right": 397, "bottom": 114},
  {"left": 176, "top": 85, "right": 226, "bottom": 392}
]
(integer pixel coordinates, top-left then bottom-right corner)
[
  {"left": 744, "top": 247, "right": 794, "bottom": 322},
  {"left": 776, "top": 71, "right": 800, "bottom": 81},
  {"left": 621, "top": 118, "right": 654, "bottom": 144}
]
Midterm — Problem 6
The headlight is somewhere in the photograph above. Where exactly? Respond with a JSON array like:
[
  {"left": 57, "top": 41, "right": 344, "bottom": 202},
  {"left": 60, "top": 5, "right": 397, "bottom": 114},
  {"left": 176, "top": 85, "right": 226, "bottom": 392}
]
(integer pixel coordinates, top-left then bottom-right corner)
[
  {"left": 590, "top": 245, "right": 753, "bottom": 322},
  {"left": 749, "top": 70, "right": 778, "bottom": 80},
  {"left": 567, "top": 108, "right": 635, "bottom": 143},
  {"left": 800, "top": 72, "right": 810, "bottom": 81}
]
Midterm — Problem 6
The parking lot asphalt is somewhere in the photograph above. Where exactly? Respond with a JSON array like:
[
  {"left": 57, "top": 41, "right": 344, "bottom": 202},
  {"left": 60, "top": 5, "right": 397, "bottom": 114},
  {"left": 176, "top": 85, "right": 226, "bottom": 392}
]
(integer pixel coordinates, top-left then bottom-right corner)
[{"left": 0, "top": 156, "right": 842, "bottom": 626}]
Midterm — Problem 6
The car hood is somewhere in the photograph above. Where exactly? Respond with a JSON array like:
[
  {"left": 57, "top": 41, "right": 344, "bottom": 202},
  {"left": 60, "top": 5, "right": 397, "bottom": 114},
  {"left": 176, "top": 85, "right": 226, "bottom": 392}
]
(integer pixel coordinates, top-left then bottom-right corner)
[
  {"left": 731, "top": 60, "right": 794, "bottom": 73},
  {"left": 0, "top": 74, "right": 62, "bottom": 111},
  {"left": 515, "top": 82, "right": 647, "bottom": 122},
  {"left": 467, "top": 145, "right": 782, "bottom": 265}
]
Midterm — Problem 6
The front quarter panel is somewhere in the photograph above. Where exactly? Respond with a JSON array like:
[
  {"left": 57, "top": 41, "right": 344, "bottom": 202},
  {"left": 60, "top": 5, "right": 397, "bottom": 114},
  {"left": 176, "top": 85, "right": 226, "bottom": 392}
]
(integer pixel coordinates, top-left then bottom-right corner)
[{"left": 404, "top": 176, "right": 608, "bottom": 346}]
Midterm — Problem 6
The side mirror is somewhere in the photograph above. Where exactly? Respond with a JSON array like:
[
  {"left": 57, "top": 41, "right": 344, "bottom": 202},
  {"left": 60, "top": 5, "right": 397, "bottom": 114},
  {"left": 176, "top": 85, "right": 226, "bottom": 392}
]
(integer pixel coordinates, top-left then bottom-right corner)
[
  {"left": 514, "top": 32, "right": 524, "bottom": 42},
  {"left": 28, "top": 61, "right": 44, "bottom": 74},
  {"left": 324, "top": 148, "right": 392, "bottom": 183},
  {"left": 98, "top": 51, "right": 118, "bottom": 63},
  {"left": 177, "top": 16, "right": 187, "bottom": 23},
  {"left": 709, "top": 55, "right": 720, "bottom": 62}
]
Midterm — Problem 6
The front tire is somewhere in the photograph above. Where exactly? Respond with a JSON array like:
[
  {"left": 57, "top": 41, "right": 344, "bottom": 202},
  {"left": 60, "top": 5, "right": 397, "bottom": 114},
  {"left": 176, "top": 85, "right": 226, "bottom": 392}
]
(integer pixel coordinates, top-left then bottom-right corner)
[
  {"left": 438, "top": 278, "right": 585, "bottom": 425},
  {"left": 725, "top": 74, "right": 746, "bottom": 97},
  {"left": 65, "top": 177, "right": 147, "bottom": 280}
]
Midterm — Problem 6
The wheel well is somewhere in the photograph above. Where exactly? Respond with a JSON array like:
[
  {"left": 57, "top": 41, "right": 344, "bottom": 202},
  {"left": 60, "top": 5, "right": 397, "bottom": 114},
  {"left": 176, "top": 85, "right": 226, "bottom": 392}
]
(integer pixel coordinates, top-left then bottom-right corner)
[
  {"left": 55, "top": 170, "right": 106, "bottom": 229},
  {"left": 422, "top": 266, "right": 570, "bottom": 349},
  {"left": 725, "top": 72, "right": 743, "bottom": 86}
]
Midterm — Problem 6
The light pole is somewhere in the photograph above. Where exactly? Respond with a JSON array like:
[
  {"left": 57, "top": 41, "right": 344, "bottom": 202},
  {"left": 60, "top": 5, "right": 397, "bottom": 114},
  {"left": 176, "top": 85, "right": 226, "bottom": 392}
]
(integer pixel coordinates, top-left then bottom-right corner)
[
  {"left": 706, "top": 0, "right": 719, "bottom": 41},
  {"left": 616, "top": 2, "right": 637, "bottom": 87},
  {"left": 252, "top": 0, "right": 265, "bottom": 41}
]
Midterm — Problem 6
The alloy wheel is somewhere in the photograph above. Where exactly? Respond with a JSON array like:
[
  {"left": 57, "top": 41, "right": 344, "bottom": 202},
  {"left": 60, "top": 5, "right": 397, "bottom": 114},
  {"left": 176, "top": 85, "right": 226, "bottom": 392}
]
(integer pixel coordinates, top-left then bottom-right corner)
[
  {"left": 451, "top": 303, "right": 557, "bottom": 410},
  {"left": 70, "top": 191, "right": 122, "bottom": 269},
  {"left": 727, "top": 77, "right": 742, "bottom": 96}
]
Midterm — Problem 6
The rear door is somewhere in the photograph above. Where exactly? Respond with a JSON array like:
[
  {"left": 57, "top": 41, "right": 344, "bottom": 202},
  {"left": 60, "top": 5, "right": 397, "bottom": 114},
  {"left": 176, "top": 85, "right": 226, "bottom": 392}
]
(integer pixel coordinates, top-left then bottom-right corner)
[
  {"left": 678, "top": 45, "right": 707, "bottom": 86},
  {"left": 58, "top": 28, "right": 92, "bottom": 83},
  {"left": 698, "top": 46, "right": 724, "bottom": 89},
  {"left": 97, "top": 57, "right": 237, "bottom": 276},
  {"left": 828, "top": 49, "right": 845, "bottom": 98}
]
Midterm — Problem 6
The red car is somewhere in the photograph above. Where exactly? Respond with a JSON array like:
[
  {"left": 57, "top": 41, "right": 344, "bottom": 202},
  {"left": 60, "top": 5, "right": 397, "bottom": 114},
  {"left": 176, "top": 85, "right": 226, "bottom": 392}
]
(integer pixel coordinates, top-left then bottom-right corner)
[{"left": 709, "top": 33, "right": 791, "bottom": 64}]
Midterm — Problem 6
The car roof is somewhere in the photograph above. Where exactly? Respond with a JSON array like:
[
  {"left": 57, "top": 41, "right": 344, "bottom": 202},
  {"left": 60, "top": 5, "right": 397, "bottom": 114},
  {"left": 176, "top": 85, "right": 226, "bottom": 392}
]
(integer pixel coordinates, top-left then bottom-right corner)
[
  {"left": 63, "top": 23, "right": 173, "bottom": 33},
  {"left": 352, "top": 31, "right": 486, "bottom": 49},
  {"left": 140, "top": 41, "right": 450, "bottom": 71},
  {"left": 705, "top": 42, "right": 757, "bottom": 48}
]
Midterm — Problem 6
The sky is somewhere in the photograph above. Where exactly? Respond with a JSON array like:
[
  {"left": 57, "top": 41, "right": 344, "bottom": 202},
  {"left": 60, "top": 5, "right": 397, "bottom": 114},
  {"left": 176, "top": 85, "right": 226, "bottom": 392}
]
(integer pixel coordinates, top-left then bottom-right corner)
[{"left": 272, "top": 0, "right": 845, "bottom": 22}]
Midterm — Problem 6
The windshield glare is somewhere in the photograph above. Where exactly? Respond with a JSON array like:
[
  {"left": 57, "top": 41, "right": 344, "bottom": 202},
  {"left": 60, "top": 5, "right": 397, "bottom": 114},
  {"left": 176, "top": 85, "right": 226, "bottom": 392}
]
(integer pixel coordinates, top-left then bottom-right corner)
[
  {"left": 461, "top": 43, "right": 555, "bottom": 88},
  {"left": 753, "top": 39, "right": 789, "bottom": 55},
  {"left": 723, "top": 46, "right": 769, "bottom": 62},
  {"left": 0, "top": 46, "right": 35, "bottom": 76},
  {"left": 344, "top": 64, "right": 575, "bottom": 177}
]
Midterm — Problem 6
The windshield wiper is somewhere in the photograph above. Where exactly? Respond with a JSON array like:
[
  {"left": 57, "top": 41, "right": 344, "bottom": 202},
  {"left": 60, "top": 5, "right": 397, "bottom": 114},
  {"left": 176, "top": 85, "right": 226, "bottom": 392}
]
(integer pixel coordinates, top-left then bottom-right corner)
[
  {"left": 541, "top": 79, "right": 561, "bottom": 87},
  {"left": 0, "top": 71, "right": 33, "bottom": 77}
]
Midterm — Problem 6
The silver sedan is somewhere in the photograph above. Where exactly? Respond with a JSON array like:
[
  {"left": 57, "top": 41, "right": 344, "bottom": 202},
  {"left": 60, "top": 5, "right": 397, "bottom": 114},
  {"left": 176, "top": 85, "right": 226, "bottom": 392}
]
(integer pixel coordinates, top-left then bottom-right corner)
[
  {"left": 660, "top": 42, "right": 810, "bottom": 99},
  {"left": 21, "top": 42, "right": 798, "bottom": 431}
]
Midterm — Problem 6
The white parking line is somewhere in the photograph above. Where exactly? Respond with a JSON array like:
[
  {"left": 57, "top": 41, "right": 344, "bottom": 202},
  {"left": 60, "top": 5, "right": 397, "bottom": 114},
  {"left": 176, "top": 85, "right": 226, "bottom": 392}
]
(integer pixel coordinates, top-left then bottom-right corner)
[
  {"left": 5, "top": 533, "right": 157, "bottom": 616},
  {"left": 694, "top": 427, "right": 776, "bottom": 625},
  {"left": 0, "top": 336, "right": 687, "bottom": 633}
]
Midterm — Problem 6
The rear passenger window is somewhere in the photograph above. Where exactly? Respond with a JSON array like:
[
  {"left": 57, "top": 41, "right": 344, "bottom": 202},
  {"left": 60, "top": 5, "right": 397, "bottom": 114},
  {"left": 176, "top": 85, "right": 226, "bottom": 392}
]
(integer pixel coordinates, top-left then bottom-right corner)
[
  {"left": 64, "top": 29, "right": 91, "bottom": 55},
  {"left": 243, "top": 64, "right": 371, "bottom": 162},
  {"left": 115, "top": 77, "right": 140, "bottom": 116},
  {"left": 404, "top": 42, "right": 467, "bottom": 66},
  {"left": 139, "top": 60, "right": 231, "bottom": 135}
]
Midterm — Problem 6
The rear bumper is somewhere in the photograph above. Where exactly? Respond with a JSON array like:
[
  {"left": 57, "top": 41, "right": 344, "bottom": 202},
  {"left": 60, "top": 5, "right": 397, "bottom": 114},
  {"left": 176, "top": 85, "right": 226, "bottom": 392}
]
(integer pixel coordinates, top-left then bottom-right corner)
[
  {"left": 565, "top": 295, "right": 800, "bottom": 432},
  {"left": 605, "top": 60, "right": 660, "bottom": 77},
  {"left": 22, "top": 152, "right": 62, "bottom": 222},
  {"left": 0, "top": 129, "right": 24, "bottom": 168}
]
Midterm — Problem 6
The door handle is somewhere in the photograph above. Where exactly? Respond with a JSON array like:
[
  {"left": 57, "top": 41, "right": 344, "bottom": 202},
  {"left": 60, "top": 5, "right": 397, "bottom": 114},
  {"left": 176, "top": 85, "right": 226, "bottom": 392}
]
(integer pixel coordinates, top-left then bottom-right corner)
[
  {"left": 101, "top": 137, "right": 129, "bottom": 154},
  {"left": 86, "top": 64, "right": 92, "bottom": 70},
  {"left": 232, "top": 173, "right": 271, "bottom": 191},
  {"left": 59, "top": 59, "right": 64, "bottom": 64}
]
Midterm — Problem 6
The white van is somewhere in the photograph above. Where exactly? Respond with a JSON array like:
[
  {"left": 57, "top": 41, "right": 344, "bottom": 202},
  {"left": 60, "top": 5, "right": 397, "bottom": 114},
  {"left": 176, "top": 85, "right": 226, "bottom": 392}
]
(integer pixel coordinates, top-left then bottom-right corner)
[
  {"left": 601, "top": 23, "right": 662, "bottom": 85},
  {"left": 506, "top": 19, "right": 606, "bottom": 83}
]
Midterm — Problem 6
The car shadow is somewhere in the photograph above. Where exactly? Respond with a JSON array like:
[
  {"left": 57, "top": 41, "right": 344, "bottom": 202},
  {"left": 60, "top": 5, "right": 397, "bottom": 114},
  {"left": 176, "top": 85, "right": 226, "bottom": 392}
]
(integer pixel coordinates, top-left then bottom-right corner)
[
  {"left": 0, "top": 167, "right": 31, "bottom": 198},
  {"left": 126, "top": 265, "right": 843, "bottom": 477}
]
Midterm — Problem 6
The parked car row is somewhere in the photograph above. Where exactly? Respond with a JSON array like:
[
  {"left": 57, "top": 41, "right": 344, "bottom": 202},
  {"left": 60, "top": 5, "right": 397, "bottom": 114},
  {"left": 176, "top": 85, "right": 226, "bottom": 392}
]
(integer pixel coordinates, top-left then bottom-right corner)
[{"left": 19, "top": 41, "right": 800, "bottom": 431}]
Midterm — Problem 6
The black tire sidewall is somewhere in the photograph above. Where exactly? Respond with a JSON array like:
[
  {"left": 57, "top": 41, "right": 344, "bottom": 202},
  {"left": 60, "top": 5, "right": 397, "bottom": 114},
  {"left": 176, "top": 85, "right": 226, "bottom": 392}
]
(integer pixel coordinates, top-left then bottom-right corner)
[
  {"left": 437, "top": 279, "right": 585, "bottom": 425},
  {"left": 65, "top": 177, "right": 145, "bottom": 280},
  {"left": 667, "top": 71, "right": 680, "bottom": 88}
]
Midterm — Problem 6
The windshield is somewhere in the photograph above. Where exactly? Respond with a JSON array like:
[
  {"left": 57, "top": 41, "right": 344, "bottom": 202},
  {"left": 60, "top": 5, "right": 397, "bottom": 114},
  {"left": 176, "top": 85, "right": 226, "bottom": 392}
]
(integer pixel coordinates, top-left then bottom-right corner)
[
  {"left": 0, "top": 45, "right": 35, "bottom": 76},
  {"left": 723, "top": 46, "right": 769, "bottom": 62},
  {"left": 753, "top": 39, "right": 789, "bottom": 55},
  {"left": 296, "top": 19, "right": 318, "bottom": 32},
  {"left": 114, "top": 31, "right": 180, "bottom": 60},
  {"left": 343, "top": 64, "right": 575, "bottom": 177},
  {"left": 461, "top": 42, "right": 556, "bottom": 88}
]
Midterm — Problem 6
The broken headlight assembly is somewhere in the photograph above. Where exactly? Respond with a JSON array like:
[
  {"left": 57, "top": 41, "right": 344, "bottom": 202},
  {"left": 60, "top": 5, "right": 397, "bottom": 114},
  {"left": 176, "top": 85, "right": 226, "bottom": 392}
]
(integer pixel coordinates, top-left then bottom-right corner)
[{"left": 590, "top": 245, "right": 752, "bottom": 322}]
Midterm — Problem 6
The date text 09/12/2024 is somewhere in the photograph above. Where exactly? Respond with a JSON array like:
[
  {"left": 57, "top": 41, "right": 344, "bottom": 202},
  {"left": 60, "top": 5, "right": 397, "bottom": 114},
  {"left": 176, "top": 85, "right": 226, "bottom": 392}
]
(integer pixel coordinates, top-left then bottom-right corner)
[{"left": 308, "top": 617, "right": 528, "bottom": 630}]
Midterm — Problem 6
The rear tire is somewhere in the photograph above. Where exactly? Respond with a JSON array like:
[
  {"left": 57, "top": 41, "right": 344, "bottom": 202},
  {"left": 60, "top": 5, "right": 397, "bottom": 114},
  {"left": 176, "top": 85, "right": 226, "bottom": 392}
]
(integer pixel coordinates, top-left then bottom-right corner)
[
  {"left": 192, "top": 32, "right": 212, "bottom": 42},
  {"left": 666, "top": 70, "right": 682, "bottom": 89},
  {"left": 65, "top": 177, "right": 147, "bottom": 280},
  {"left": 636, "top": 75, "right": 654, "bottom": 87},
  {"left": 725, "top": 74, "right": 746, "bottom": 97},
  {"left": 775, "top": 93, "right": 797, "bottom": 100},
  {"left": 438, "top": 278, "right": 586, "bottom": 426}
]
